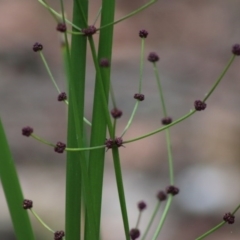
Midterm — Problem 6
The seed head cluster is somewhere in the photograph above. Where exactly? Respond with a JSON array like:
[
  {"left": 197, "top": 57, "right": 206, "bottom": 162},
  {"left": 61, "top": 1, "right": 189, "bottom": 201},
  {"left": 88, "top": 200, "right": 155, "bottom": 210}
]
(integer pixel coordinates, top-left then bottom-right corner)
[
  {"left": 56, "top": 23, "right": 67, "bottom": 32},
  {"left": 82, "top": 25, "right": 97, "bottom": 36},
  {"left": 54, "top": 231, "right": 65, "bottom": 240},
  {"left": 161, "top": 117, "right": 172, "bottom": 125},
  {"left": 33, "top": 42, "right": 43, "bottom": 52},
  {"left": 54, "top": 142, "right": 66, "bottom": 153},
  {"left": 166, "top": 185, "right": 179, "bottom": 196},
  {"left": 148, "top": 52, "right": 159, "bottom": 62},
  {"left": 232, "top": 44, "right": 240, "bottom": 56},
  {"left": 134, "top": 93, "right": 145, "bottom": 101},
  {"left": 194, "top": 100, "right": 207, "bottom": 111},
  {"left": 223, "top": 212, "right": 235, "bottom": 224},
  {"left": 139, "top": 29, "right": 148, "bottom": 38},
  {"left": 130, "top": 228, "right": 140, "bottom": 240},
  {"left": 111, "top": 108, "right": 122, "bottom": 119},
  {"left": 157, "top": 191, "right": 167, "bottom": 201},
  {"left": 22, "top": 126, "right": 33, "bottom": 137},
  {"left": 58, "top": 92, "right": 67, "bottom": 101},
  {"left": 23, "top": 199, "right": 33, "bottom": 210},
  {"left": 105, "top": 137, "right": 124, "bottom": 150},
  {"left": 138, "top": 201, "right": 147, "bottom": 211}
]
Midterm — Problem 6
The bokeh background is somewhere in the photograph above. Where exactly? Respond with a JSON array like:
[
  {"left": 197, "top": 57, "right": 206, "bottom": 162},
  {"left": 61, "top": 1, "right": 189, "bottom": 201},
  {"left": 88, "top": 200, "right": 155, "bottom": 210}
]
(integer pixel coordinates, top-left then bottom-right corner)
[{"left": 1, "top": 0, "right": 240, "bottom": 239}]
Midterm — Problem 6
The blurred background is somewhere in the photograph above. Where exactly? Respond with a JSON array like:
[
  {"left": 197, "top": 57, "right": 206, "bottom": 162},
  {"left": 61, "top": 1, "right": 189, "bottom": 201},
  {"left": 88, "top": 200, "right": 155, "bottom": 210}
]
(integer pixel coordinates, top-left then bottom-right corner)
[{"left": 1, "top": 0, "right": 240, "bottom": 239}]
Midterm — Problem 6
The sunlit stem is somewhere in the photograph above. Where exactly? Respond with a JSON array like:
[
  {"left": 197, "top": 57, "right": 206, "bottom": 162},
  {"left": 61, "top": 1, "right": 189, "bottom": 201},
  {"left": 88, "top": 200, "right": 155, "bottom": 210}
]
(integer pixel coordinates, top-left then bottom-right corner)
[
  {"left": 30, "top": 209, "right": 55, "bottom": 233},
  {"left": 38, "top": 0, "right": 82, "bottom": 31}
]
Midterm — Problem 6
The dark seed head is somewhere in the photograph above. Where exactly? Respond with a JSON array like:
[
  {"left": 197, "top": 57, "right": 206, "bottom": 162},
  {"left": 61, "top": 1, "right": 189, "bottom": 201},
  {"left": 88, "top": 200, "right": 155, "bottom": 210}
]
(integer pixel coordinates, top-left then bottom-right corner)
[
  {"left": 134, "top": 93, "right": 145, "bottom": 101},
  {"left": 138, "top": 201, "right": 147, "bottom": 211},
  {"left": 232, "top": 44, "right": 240, "bottom": 56},
  {"left": 54, "top": 142, "right": 66, "bottom": 153},
  {"left": 223, "top": 212, "right": 235, "bottom": 224},
  {"left": 58, "top": 92, "right": 67, "bottom": 101},
  {"left": 82, "top": 25, "right": 97, "bottom": 36},
  {"left": 56, "top": 23, "right": 67, "bottom": 32},
  {"left": 22, "top": 126, "right": 33, "bottom": 137},
  {"left": 161, "top": 117, "right": 172, "bottom": 125},
  {"left": 166, "top": 185, "right": 179, "bottom": 196},
  {"left": 111, "top": 108, "right": 122, "bottom": 119},
  {"left": 99, "top": 58, "right": 110, "bottom": 67},
  {"left": 23, "top": 199, "right": 33, "bottom": 209},
  {"left": 194, "top": 100, "right": 207, "bottom": 111},
  {"left": 148, "top": 52, "right": 159, "bottom": 63},
  {"left": 105, "top": 138, "right": 114, "bottom": 150},
  {"left": 54, "top": 230, "right": 65, "bottom": 240},
  {"left": 139, "top": 29, "right": 148, "bottom": 38},
  {"left": 115, "top": 137, "right": 124, "bottom": 148},
  {"left": 33, "top": 42, "right": 43, "bottom": 52},
  {"left": 157, "top": 191, "right": 167, "bottom": 201},
  {"left": 130, "top": 228, "right": 140, "bottom": 240}
]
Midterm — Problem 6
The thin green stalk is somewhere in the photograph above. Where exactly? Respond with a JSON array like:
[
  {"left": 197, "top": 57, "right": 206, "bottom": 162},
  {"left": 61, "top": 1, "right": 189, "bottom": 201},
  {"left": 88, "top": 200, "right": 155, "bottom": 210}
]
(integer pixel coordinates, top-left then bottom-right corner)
[
  {"left": 125, "top": 54, "right": 235, "bottom": 144},
  {"left": 121, "top": 101, "right": 139, "bottom": 137},
  {"left": 135, "top": 212, "right": 141, "bottom": 228},
  {"left": 112, "top": 148, "right": 130, "bottom": 240},
  {"left": 39, "top": 52, "right": 61, "bottom": 94},
  {"left": 153, "top": 63, "right": 167, "bottom": 116},
  {"left": 121, "top": 37, "right": 145, "bottom": 137},
  {"left": 195, "top": 222, "right": 225, "bottom": 240},
  {"left": 152, "top": 195, "right": 173, "bottom": 240},
  {"left": 165, "top": 130, "right": 174, "bottom": 184},
  {"left": 88, "top": 36, "right": 114, "bottom": 136},
  {"left": 86, "top": 0, "right": 115, "bottom": 238},
  {"left": 66, "top": 145, "right": 105, "bottom": 152},
  {"left": 138, "top": 38, "right": 145, "bottom": 93},
  {"left": 30, "top": 209, "right": 55, "bottom": 233},
  {"left": 0, "top": 118, "right": 35, "bottom": 240},
  {"left": 31, "top": 134, "right": 55, "bottom": 146},
  {"left": 153, "top": 62, "right": 174, "bottom": 184},
  {"left": 203, "top": 55, "right": 235, "bottom": 102},
  {"left": 141, "top": 202, "right": 161, "bottom": 240},
  {"left": 93, "top": 6, "right": 102, "bottom": 25},
  {"left": 124, "top": 110, "right": 196, "bottom": 143},
  {"left": 98, "top": 0, "right": 157, "bottom": 30},
  {"left": 195, "top": 203, "right": 240, "bottom": 240},
  {"left": 38, "top": 0, "right": 82, "bottom": 30},
  {"left": 41, "top": 0, "right": 59, "bottom": 22}
]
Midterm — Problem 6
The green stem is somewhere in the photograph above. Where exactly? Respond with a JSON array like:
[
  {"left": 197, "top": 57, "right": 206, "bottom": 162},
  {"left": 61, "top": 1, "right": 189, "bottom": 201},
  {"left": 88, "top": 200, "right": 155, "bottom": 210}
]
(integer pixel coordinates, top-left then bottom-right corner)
[
  {"left": 38, "top": 0, "right": 82, "bottom": 30},
  {"left": 153, "top": 62, "right": 167, "bottom": 116},
  {"left": 30, "top": 209, "right": 54, "bottom": 233},
  {"left": 31, "top": 134, "right": 55, "bottom": 147},
  {"left": 112, "top": 148, "right": 130, "bottom": 240},
  {"left": 86, "top": 1, "right": 115, "bottom": 238},
  {"left": 121, "top": 101, "right": 139, "bottom": 137},
  {"left": 121, "top": 37, "right": 145, "bottom": 137},
  {"left": 141, "top": 202, "right": 161, "bottom": 240},
  {"left": 203, "top": 55, "right": 235, "bottom": 102},
  {"left": 195, "top": 203, "right": 240, "bottom": 240},
  {"left": 151, "top": 195, "right": 173, "bottom": 240},
  {"left": 39, "top": 52, "right": 61, "bottom": 94},
  {"left": 93, "top": 6, "right": 102, "bottom": 25},
  {"left": 153, "top": 62, "right": 174, "bottom": 184},
  {"left": 124, "top": 110, "right": 196, "bottom": 143},
  {"left": 88, "top": 36, "right": 114, "bottom": 136},
  {"left": 98, "top": 0, "right": 157, "bottom": 30}
]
